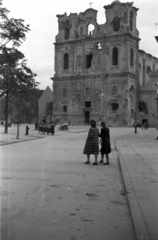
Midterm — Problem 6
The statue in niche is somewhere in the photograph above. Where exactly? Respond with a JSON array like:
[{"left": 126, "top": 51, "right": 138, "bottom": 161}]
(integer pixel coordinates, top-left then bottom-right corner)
[
  {"left": 77, "top": 93, "right": 81, "bottom": 102},
  {"left": 86, "top": 87, "right": 90, "bottom": 96},
  {"left": 95, "top": 92, "right": 100, "bottom": 103},
  {"left": 72, "top": 97, "right": 75, "bottom": 107},
  {"left": 97, "top": 56, "right": 100, "bottom": 65},
  {"left": 102, "top": 44, "right": 110, "bottom": 55},
  {"left": 77, "top": 55, "right": 82, "bottom": 68},
  {"left": 154, "top": 82, "right": 158, "bottom": 94},
  {"left": 112, "top": 86, "right": 117, "bottom": 95}
]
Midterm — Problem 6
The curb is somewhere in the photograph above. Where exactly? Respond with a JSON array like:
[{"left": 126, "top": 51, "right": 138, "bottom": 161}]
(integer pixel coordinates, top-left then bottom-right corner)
[
  {"left": 0, "top": 136, "right": 44, "bottom": 146},
  {"left": 114, "top": 140, "right": 151, "bottom": 240}
]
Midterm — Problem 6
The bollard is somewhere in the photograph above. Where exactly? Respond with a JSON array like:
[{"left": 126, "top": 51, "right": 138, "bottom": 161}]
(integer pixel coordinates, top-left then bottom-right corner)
[
  {"left": 134, "top": 123, "right": 137, "bottom": 133},
  {"left": 25, "top": 124, "right": 29, "bottom": 135}
]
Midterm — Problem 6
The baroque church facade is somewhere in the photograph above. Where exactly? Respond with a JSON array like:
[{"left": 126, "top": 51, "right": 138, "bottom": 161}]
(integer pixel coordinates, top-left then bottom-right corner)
[{"left": 51, "top": 0, "right": 158, "bottom": 126}]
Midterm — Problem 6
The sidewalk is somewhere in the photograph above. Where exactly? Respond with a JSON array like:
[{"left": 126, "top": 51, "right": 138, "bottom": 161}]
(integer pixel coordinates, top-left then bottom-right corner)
[
  {"left": 0, "top": 125, "right": 44, "bottom": 146},
  {"left": 116, "top": 128, "right": 158, "bottom": 240},
  {"left": 0, "top": 124, "right": 89, "bottom": 146}
]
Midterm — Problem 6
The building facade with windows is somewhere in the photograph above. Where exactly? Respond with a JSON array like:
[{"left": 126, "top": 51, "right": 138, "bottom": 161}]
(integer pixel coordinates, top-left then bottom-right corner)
[{"left": 51, "top": 0, "right": 158, "bottom": 126}]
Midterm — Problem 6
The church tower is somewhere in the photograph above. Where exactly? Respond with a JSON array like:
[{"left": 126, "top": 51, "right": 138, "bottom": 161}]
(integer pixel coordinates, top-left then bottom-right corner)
[{"left": 51, "top": 0, "right": 140, "bottom": 126}]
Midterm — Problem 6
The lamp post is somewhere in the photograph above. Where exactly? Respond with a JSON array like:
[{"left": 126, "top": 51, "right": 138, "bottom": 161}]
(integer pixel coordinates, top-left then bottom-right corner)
[
  {"left": 154, "top": 82, "right": 158, "bottom": 140},
  {"left": 134, "top": 79, "right": 138, "bottom": 134}
]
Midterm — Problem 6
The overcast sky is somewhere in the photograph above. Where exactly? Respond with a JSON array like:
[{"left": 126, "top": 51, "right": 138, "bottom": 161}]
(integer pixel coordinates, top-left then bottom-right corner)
[{"left": 2, "top": 0, "right": 158, "bottom": 90}]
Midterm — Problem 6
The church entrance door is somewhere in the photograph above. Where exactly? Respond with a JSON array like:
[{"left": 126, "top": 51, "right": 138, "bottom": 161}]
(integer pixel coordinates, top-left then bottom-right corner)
[{"left": 84, "top": 111, "right": 90, "bottom": 124}]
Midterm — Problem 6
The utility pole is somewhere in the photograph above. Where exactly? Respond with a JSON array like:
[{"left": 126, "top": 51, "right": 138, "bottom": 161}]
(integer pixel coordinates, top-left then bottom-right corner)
[
  {"left": 154, "top": 82, "right": 158, "bottom": 140},
  {"left": 154, "top": 30, "right": 158, "bottom": 139}
]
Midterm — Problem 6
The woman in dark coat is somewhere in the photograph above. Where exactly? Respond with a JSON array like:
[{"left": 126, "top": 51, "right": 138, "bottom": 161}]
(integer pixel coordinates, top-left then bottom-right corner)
[
  {"left": 83, "top": 120, "right": 99, "bottom": 165},
  {"left": 99, "top": 122, "right": 111, "bottom": 165}
]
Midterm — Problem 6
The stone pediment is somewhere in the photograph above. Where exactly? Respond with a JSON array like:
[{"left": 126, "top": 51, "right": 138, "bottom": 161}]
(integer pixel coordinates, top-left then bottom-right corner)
[{"left": 80, "top": 8, "right": 98, "bottom": 20}]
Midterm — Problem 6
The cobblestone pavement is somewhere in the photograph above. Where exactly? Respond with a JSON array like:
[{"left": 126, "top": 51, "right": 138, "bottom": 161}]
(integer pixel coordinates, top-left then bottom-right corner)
[
  {"left": 0, "top": 125, "right": 158, "bottom": 240},
  {"left": 116, "top": 128, "right": 158, "bottom": 240}
]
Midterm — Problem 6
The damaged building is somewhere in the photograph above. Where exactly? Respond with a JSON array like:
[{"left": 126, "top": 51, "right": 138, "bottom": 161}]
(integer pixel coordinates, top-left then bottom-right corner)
[{"left": 51, "top": 0, "right": 158, "bottom": 126}]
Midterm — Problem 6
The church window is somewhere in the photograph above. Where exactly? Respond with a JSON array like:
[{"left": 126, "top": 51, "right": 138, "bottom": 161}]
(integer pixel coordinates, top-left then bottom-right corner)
[
  {"left": 138, "top": 101, "right": 148, "bottom": 114},
  {"left": 63, "top": 89, "right": 67, "bottom": 97},
  {"left": 63, "top": 106, "right": 67, "bottom": 112},
  {"left": 130, "top": 11, "right": 134, "bottom": 31},
  {"left": 112, "top": 103, "right": 119, "bottom": 111},
  {"left": 88, "top": 23, "right": 95, "bottom": 36},
  {"left": 80, "top": 27, "right": 83, "bottom": 36},
  {"left": 64, "top": 53, "right": 69, "bottom": 70},
  {"left": 112, "top": 16, "right": 120, "bottom": 32},
  {"left": 85, "top": 101, "right": 91, "bottom": 107},
  {"left": 112, "top": 47, "right": 118, "bottom": 66},
  {"left": 86, "top": 53, "right": 93, "bottom": 68},
  {"left": 65, "top": 27, "right": 69, "bottom": 40},
  {"left": 130, "top": 48, "right": 134, "bottom": 66},
  {"left": 139, "top": 63, "right": 141, "bottom": 72},
  {"left": 147, "top": 66, "right": 152, "bottom": 75}
]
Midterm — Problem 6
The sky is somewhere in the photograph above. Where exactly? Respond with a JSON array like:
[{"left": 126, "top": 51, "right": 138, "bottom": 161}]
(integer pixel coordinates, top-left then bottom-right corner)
[{"left": 2, "top": 0, "right": 158, "bottom": 90}]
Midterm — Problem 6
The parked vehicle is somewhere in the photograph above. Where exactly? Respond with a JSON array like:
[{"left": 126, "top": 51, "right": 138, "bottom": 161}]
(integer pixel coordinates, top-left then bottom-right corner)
[{"left": 59, "top": 123, "right": 69, "bottom": 131}]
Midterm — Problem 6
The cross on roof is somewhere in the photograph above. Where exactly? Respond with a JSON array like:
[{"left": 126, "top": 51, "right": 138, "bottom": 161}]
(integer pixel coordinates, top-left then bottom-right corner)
[{"left": 89, "top": 1, "right": 93, "bottom": 8}]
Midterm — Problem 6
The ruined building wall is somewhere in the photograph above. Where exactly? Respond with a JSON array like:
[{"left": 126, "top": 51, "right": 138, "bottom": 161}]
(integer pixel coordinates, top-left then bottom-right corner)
[
  {"left": 139, "top": 50, "right": 158, "bottom": 87},
  {"left": 52, "top": 1, "right": 142, "bottom": 126}
]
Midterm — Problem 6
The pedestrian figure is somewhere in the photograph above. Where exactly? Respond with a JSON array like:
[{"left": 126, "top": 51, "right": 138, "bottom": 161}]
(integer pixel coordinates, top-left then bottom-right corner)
[
  {"left": 25, "top": 124, "right": 29, "bottom": 135},
  {"left": 99, "top": 122, "right": 111, "bottom": 165},
  {"left": 83, "top": 120, "right": 99, "bottom": 165}
]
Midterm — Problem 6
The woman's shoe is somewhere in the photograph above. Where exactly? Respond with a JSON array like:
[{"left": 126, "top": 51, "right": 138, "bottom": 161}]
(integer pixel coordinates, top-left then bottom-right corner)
[
  {"left": 92, "top": 162, "right": 98, "bottom": 165},
  {"left": 103, "top": 162, "right": 109, "bottom": 165},
  {"left": 84, "top": 161, "right": 90, "bottom": 164},
  {"left": 99, "top": 160, "right": 103, "bottom": 163}
]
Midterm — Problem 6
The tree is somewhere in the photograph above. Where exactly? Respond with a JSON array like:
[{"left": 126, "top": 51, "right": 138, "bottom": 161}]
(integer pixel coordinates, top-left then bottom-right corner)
[
  {"left": 0, "top": 0, "right": 39, "bottom": 136},
  {"left": 0, "top": 0, "right": 30, "bottom": 49}
]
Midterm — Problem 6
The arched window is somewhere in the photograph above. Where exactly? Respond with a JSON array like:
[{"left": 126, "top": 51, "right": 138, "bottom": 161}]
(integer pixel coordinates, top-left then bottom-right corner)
[
  {"left": 147, "top": 66, "right": 152, "bottom": 75},
  {"left": 130, "top": 11, "right": 133, "bottom": 31},
  {"left": 86, "top": 53, "right": 93, "bottom": 68},
  {"left": 88, "top": 23, "right": 95, "bottom": 36},
  {"left": 64, "top": 53, "right": 69, "bottom": 70},
  {"left": 80, "top": 27, "right": 83, "bottom": 36},
  {"left": 65, "top": 27, "right": 69, "bottom": 40},
  {"left": 112, "top": 47, "right": 118, "bottom": 66},
  {"left": 63, "top": 89, "right": 67, "bottom": 97},
  {"left": 130, "top": 48, "right": 134, "bottom": 67},
  {"left": 113, "top": 16, "right": 120, "bottom": 32}
]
